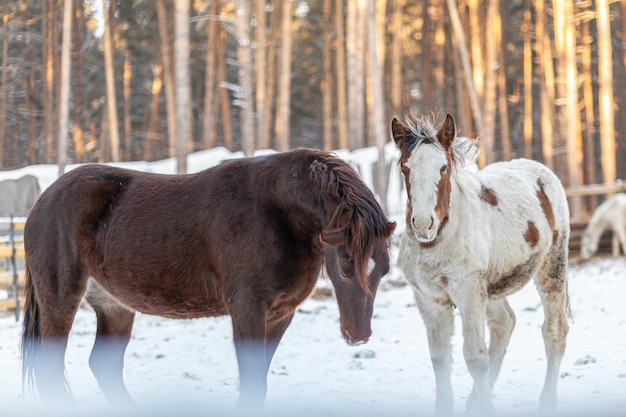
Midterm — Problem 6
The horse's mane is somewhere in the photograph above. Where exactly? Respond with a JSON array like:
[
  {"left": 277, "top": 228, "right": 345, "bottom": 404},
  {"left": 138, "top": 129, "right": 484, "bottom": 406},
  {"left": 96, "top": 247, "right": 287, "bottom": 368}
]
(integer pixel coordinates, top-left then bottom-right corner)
[
  {"left": 401, "top": 114, "right": 480, "bottom": 168},
  {"left": 307, "top": 149, "right": 390, "bottom": 291}
]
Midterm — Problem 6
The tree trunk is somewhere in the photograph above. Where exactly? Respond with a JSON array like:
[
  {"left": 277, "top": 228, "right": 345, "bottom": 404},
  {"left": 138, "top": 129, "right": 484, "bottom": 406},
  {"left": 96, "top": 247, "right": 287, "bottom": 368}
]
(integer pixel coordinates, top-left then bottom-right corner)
[
  {"left": 236, "top": 0, "right": 255, "bottom": 155},
  {"left": 322, "top": 0, "right": 333, "bottom": 151},
  {"left": 57, "top": 0, "right": 73, "bottom": 175},
  {"left": 346, "top": 0, "right": 366, "bottom": 149},
  {"left": 523, "top": 1, "right": 533, "bottom": 159},
  {"left": 468, "top": 0, "right": 484, "bottom": 107},
  {"left": 72, "top": 0, "right": 85, "bottom": 163},
  {"left": 447, "top": 0, "right": 483, "bottom": 151},
  {"left": 581, "top": 18, "right": 596, "bottom": 189},
  {"left": 174, "top": 0, "right": 191, "bottom": 174},
  {"left": 102, "top": 0, "right": 120, "bottom": 162},
  {"left": 336, "top": 0, "right": 348, "bottom": 149},
  {"left": 276, "top": 0, "right": 292, "bottom": 151},
  {"left": 157, "top": 0, "right": 177, "bottom": 158},
  {"left": 145, "top": 59, "right": 163, "bottom": 161},
  {"left": 0, "top": 13, "right": 9, "bottom": 169},
  {"left": 202, "top": 0, "right": 219, "bottom": 150},
  {"left": 535, "top": 0, "right": 555, "bottom": 169},
  {"left": 496, "top": 5, "right": 510, "bottom": 160},
  {"left": 255, "top": 0, "right": 267, "bottom": 149},
  {"left": 368, "top": 0, "right": 388, "bottom": 213},
  {"left": 123, "top": 48, "right": 132, "bottom": 160},
  {"left": 597, "top": 0, "right": 616, "bottom": 185},
  {"left": 43, "top": 0, "right": 56, "bottom": 163},
  {"left": 218, "top": 30, "right": 233, "bottom": 149},
  {"left": 553, "top": 0, "right": 583, "bottom": 218},
  {"left": 390, "top": 0, "right": 403, "bottom": 118},
  {"left": 481, "top": 0, "right": 497, "bottom": 164}
]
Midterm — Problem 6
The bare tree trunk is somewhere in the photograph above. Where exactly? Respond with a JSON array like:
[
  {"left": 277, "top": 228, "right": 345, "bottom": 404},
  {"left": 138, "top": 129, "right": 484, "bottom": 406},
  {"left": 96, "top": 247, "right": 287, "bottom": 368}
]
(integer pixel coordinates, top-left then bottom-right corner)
[
  {"left": 535, "top": 0, "right": 555, "bottom": 169},
  {"left": 218, "top": 30, "right": 233, "bottom": 149},
  {"left": 102, "top": 0, "right": 120, "bottom": 162},
  {"left": 495, "top": 4, "right": 510, "bottom": 160},
  {"left": 202, "top": 0, "right": 219, "bottom": 149},
  {"left": 174, "top": 0, "right": 191, "bottom": 173},
  {"left": 481, "top": 0, "right": 498, "bottom": 164},
  {"left": 43, "top": 0, "right": 56, "bottom": 163},
  {"left": 123, "top": 48, "right": 132, "bottom": 160},
  {"left": 336, "top": 0, "right": 348, "bottom": 149},
  {"left": 145, "top": 59, "right": 163, "bottom": 161},
  {"left": 447, "top": 0, "right": 483, "bottom": 149},
  {"left": 368, "top": 0, "right": 387, "bottom": 212},
  {"left": 523, "top": 0, "right": 533, "bottom": 159},
  {"left": 262, "top": 1, "right": 279, "bottom": 149},
  {"left": 0, "top": 13, "right": 9, "bottom": 169},
  {"left": 553, "top": 0, "right": 583, "bottom": 218},
  {"left": 581, "top": 18, "right": 596, "bottom": 188},
  {"left": 72, "top": 0, "right": 85, "bottom": 163},
  {"left": 322, "top": 0, "right": 333, "bottom": 151},
  {"left": 276, "top": 0, "right": 292, "bottom": 151},
  {"left": 468, "top": 0, "right": 484, "bottom": 107},
  {"left": 390, "top": 0, "right": 403, "bottom": 118},
  {"left": 57, "top": 0, "right": 73, "bottom": 175},
  {"left": 236, "top": 0, "right": 255, "bottom": 155},
  {"left": 597, "top": 0, "right": 616, "bottom": 185},
  {"left": 346, "top": 0, "right": 366, "bottom": 149},
  {"left": 434, "top": 1, "right": 446, "bottom": 112},
  {"left": 255, "top": 0, "right": 267, "bottom": 149},
  {"left": 26, "top": 61, "right": 38, "bottom": 164},
  {"left": 157, "top": 0, "right": 177, "bottom": 157}
]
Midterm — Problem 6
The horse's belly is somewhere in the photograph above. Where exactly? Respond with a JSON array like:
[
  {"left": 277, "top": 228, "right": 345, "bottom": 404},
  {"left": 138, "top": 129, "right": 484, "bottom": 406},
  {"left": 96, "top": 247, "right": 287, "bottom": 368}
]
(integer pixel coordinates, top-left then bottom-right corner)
[
  {"left": 92, "top": 273, "right": 228, "bottom": 320},
  {"left": 125, "top": 292, "right": 228, "bottom": 319}
]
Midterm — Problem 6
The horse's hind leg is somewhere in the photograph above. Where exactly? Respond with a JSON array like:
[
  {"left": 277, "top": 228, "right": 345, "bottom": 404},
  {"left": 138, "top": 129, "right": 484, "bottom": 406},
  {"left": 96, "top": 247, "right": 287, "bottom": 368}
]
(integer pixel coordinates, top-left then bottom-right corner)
[
  {"left": 85, "top": 279, "right": 136, "bottom": 404},
  {"left": 467, "top": 298, "right": 516, "bottom": 408},
  {"left": 535, "top": 244, "right": 570, "bottom": 412}
]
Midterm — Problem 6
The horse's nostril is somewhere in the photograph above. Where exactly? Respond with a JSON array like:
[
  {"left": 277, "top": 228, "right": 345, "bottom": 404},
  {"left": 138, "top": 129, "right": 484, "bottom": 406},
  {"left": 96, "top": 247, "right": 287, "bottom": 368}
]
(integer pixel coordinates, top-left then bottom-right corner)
[{"left": 428, "top": 217, "right": 434, "bottom": 230}]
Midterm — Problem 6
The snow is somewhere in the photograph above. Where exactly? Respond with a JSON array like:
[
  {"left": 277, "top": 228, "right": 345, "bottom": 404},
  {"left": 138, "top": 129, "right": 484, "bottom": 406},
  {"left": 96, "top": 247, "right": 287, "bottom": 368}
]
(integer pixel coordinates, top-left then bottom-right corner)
[{"left": 0, "top": 147, "right": 625, "bottom": 416}]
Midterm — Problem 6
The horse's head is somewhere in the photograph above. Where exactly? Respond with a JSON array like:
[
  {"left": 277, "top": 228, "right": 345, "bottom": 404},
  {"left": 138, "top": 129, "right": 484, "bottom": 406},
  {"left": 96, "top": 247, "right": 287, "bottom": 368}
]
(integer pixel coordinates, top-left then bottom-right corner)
[
  {"left": 580, "top": 230, "right": 596, "bottom": 260},
  {"left": 392, "top": 114, "right": 466, "bottom": 244},
  {"left": 321, "top": 225, "right": 395, "bottom": 345},
  {"left": 311, "top": 152, "right": 396, "bottom": 345}
]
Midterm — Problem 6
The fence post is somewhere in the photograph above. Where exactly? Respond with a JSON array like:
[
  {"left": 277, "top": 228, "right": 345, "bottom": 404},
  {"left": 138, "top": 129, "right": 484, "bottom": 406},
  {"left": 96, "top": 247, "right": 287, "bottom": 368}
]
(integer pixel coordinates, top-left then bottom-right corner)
[{"left": 9, "top": 214, "right": 20, "bottom": 321}]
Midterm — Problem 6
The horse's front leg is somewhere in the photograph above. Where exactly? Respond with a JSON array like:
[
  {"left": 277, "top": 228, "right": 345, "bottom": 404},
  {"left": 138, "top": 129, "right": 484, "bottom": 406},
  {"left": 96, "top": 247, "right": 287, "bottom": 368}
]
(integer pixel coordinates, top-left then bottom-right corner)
[
  {"left": 413, "top": 288, "right": 455, "bottom": 416},
  {"left": 230, "top": 297, "right": 269, "bottom": 409},
  {"left": 455, "top": 283, "right": 494, "bottom": 414}
]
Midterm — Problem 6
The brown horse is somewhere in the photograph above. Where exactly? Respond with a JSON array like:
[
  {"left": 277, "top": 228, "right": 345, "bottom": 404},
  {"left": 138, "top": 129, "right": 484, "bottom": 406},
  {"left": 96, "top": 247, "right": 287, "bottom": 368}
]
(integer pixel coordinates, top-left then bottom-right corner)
[{"left": 21, "top": 148, "right": 396, "bottom": 408}]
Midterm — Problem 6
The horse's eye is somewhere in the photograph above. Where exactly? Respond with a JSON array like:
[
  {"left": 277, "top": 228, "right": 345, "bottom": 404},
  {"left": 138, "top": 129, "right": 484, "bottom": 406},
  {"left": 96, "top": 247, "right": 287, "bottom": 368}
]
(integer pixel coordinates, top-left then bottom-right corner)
[{"left": 440, "top": 165, "right": 447, "bottom": 173}]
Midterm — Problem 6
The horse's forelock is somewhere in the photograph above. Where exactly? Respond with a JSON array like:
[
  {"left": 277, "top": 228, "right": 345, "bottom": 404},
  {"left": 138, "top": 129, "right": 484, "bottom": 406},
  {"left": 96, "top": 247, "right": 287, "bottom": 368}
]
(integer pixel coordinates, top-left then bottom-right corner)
[{"left": 312, "top": 155, "right": 387, "bottom": 293}]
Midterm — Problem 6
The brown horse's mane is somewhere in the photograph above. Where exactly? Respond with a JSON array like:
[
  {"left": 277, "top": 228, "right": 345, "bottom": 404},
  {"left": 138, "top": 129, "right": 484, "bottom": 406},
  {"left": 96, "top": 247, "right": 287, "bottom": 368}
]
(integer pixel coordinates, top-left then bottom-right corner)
[{"left": 307, "top": 149, "right": 390, "bottom": 292}]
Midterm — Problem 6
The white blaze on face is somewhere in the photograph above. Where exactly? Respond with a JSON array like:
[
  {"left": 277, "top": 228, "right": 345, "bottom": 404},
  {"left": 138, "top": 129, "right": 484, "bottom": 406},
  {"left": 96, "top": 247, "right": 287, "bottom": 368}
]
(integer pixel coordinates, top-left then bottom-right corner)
[{"left": 406, "top": 142, "right": 449, "bottom": 243}]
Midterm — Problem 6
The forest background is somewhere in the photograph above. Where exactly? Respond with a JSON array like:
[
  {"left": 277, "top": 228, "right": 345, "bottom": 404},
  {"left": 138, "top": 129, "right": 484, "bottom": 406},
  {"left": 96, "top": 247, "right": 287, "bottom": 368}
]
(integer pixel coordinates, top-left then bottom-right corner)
[{"left": 0, "top": 0, "right": 623, "bottom": 219}]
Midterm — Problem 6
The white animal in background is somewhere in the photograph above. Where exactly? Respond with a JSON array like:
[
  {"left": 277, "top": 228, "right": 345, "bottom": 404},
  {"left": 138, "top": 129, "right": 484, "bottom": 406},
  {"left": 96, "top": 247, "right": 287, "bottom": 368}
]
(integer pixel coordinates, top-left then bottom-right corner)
[
  {"left": 0, "top": 174, "right": 41, "bottom": 217},
  {"left": 580, "top": 193, "right": 626, "bottom": 260}
]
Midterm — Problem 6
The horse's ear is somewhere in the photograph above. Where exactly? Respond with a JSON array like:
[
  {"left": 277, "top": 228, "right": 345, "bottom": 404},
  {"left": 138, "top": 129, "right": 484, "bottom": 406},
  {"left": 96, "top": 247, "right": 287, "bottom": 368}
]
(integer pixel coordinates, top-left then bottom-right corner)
[
  {"left": 384, "top": 221, "right": 397, "bottom": 238},
  {"left": 391, "top": 118, "right": 409, "bottom": 147},
  {"left": 438, "top": 114, "right": 456, "bottom": 149},
  {"left": 320, "top": 227, "right": 346, "bottom": 247}
]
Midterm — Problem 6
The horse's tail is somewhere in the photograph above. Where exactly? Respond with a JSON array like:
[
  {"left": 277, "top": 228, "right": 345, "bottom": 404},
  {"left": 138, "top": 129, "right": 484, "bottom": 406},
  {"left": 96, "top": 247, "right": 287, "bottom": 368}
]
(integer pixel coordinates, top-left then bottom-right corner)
[{"left": 21, "top": 262, "right": 40, "bottom": 396}]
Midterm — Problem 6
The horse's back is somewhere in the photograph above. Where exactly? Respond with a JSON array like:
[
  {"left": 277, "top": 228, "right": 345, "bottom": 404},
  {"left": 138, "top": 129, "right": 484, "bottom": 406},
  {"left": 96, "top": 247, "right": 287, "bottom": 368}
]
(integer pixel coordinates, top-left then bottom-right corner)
[{"left": 479, "top": 158, "right": 569, "bottom": 231}]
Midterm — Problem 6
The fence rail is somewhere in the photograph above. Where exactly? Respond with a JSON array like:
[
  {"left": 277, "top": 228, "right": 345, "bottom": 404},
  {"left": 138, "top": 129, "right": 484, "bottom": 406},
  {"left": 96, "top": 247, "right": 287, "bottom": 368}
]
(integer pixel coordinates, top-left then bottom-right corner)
[{"left": 0, "top": 216, "right": 27, "bottom": 320}]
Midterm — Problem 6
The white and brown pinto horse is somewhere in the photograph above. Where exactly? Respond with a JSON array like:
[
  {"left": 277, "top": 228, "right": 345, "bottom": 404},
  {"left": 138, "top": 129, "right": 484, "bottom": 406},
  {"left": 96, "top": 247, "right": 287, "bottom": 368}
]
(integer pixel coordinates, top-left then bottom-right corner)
[{"left": 392, "top": 114, "right": 570, "bottom": 415}]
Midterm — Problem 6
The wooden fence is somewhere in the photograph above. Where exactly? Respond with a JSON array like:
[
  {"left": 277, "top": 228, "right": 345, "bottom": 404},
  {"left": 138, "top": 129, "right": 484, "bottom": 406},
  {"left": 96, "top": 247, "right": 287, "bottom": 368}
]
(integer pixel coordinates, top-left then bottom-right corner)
[{"left": 0, "top": 217, "right": 26, "bottom": 320}]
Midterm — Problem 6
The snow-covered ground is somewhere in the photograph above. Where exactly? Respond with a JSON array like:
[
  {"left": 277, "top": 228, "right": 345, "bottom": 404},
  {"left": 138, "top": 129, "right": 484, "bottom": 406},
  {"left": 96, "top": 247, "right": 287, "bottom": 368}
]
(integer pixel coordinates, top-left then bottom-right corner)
[
  {"left": 0, "top": 147, "right": 625, "bottom": 416},
  {"left": 0, "top": 253, "right": 625, "bottom": 417}
]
